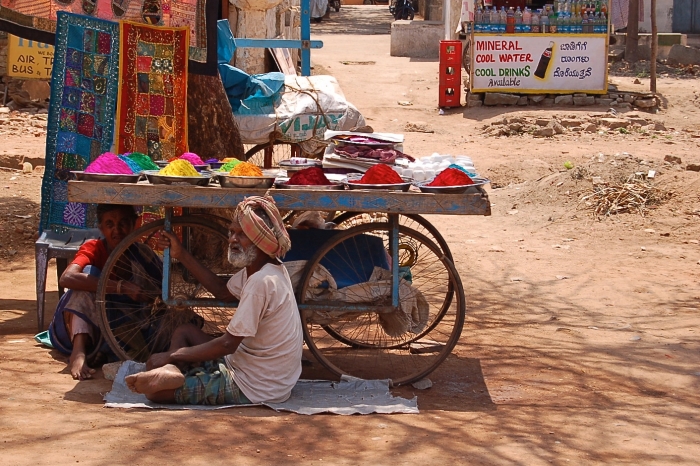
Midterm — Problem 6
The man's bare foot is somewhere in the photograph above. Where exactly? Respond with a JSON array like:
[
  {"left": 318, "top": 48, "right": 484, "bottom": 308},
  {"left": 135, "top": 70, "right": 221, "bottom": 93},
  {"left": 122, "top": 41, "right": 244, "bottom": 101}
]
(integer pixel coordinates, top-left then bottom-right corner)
[
  {"left": 125, "top": 364, "right": 185, "bottom": 395},
  {"left": 69, "top": 353, "right": 96, "bottom": 380}
]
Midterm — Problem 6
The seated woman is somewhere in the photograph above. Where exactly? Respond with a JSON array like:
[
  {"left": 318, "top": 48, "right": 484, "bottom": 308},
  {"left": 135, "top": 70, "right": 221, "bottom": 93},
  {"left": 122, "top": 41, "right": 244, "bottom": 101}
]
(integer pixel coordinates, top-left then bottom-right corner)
[{"left": 48, "top": 204, "right": 161, "bottom": 380}]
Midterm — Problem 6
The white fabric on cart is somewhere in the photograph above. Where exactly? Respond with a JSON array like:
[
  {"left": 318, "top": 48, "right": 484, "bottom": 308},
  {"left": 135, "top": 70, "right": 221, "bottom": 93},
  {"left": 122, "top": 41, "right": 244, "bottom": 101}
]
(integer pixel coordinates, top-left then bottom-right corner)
[
  {"left": 104, "top": 361, "right": 419, "bottom": 415},
  {"left": 233, "top": 75, "right": 365, "bottom": 147}
]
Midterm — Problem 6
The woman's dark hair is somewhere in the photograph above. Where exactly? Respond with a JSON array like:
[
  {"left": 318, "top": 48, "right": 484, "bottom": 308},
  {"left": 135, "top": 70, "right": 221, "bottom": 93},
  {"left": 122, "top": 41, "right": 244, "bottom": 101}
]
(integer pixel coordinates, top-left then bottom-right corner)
[{"left": 96, "top": 204, "right": 138, "bottom": 224}]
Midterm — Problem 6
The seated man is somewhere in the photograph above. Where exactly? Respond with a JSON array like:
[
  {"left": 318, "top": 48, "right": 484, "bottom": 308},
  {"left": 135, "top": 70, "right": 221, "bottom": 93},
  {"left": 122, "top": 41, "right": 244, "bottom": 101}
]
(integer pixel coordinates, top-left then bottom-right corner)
[
  {"left": 48, "top": 204, "right": 156, "bottom": 380},
  {"left": 126, "top": 196, "right": 303, "bottom": 405}
]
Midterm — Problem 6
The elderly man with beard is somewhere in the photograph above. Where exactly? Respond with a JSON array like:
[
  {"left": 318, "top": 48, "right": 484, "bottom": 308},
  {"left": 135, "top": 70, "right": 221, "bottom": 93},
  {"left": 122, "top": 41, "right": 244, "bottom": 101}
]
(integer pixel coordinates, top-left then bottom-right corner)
[{"left": 125, "top": 196, "right": 302, "bottom": 405}]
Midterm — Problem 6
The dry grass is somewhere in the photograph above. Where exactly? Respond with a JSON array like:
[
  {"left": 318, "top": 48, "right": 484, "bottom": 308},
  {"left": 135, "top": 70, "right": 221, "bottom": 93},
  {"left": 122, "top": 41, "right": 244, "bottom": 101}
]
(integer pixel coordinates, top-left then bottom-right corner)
[{"left": 578, "top": 175, "right": 671, "bottom": 218}]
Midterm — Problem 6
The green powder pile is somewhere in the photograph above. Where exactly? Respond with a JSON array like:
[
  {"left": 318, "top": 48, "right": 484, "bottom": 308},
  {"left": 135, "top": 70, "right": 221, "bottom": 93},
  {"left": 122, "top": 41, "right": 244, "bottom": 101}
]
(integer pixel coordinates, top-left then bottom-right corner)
[
  {"left": 219, "top": 159, "right": 242, "bottom": 172},
  {"left": 126, "top": 152, "right": 159, "bottom": 171}
]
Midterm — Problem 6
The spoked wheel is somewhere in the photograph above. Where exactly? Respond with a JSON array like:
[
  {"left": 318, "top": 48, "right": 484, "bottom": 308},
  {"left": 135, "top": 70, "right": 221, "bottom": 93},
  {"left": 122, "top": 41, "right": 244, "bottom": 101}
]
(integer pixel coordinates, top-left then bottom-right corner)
[
  {"left": 244, "top": 142, "right": 302, "bottom": 169},
  {"left": 298, "top": 223, "right": 465, "bottom": 386},
  {"left": 331, "top": 212, "right": 453, "bottom": 261},
  {"left": 96, "top": 216, "right": 238, "bottom": 362},
  {"left": 462, "top": 36, "right": 471, "bottom": 80}
]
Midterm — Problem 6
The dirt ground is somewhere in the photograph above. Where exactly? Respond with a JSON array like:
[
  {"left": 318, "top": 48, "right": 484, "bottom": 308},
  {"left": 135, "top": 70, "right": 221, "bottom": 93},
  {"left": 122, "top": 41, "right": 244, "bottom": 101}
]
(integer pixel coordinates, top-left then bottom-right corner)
[{"left": 1, "top": 6, "right": 700, "bottom": 465}]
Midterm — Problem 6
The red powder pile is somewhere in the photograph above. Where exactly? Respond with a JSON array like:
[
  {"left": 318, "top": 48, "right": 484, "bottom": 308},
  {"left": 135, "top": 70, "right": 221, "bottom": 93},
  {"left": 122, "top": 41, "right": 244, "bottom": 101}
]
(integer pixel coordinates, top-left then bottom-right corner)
[
  {"left": 356, "top": 164, "right": 403, "bottom": 184},
  {"left": 287, "top": 167, "right": 332, "bottom": 185},
  {"left": 428, "top": 168, "right": 474, "bottom": 187}
]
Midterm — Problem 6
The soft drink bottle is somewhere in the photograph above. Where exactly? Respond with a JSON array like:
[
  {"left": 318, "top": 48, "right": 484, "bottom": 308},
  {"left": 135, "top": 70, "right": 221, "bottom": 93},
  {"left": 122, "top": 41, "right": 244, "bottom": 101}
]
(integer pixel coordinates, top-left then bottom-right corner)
[
  {"left": 506, "top": 7, "right": 515, "bottom": 33},
  {"left": 558, "top": 13, "right": 567, "bottom": 34},
  {"left": 534, "top": 41, "right": 555, "bottom": 79},
  {"left": 523, "top": 7, "right": 532, "bottom": 33},
  {"left": 515, "top": 7, "right": 523, "bottom": 33}
]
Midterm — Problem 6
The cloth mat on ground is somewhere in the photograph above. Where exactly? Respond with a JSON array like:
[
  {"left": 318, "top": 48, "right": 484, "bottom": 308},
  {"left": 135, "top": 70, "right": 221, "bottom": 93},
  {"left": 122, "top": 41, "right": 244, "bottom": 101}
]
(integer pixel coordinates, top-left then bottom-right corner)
[{"left": 105, "top": 361, "right": 418, "bottom": 415}]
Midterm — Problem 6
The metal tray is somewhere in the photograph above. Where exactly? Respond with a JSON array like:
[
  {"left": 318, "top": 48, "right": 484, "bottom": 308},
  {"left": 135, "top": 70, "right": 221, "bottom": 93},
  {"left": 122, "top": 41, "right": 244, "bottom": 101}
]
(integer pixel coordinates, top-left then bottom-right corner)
[
  {"left": 143, "top": 170, "right": 211, "bottom": 186},
  {"left": 217, "top": 174, "right": 276, "bottom": 189},
  {"left": 345, "top": 174, "right": 412, "bottom": 192},
  {"left": 274, "top": 180, "right": 345, "bottom": 190},
  {"left": 154, "top": 160, "right": 211, "bottom": 172},
  {"left": 71, "top": 171, "right": 142, "bottom": 183},
  {"left": 415, "top": 178, "right": 490, "bottom": 194}
]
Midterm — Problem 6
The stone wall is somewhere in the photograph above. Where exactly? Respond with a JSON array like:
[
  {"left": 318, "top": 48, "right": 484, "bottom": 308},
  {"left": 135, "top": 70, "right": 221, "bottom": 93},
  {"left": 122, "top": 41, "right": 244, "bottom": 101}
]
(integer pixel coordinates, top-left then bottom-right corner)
[{"left": 466, "top": 88, "right": 660, "bottom": 113}]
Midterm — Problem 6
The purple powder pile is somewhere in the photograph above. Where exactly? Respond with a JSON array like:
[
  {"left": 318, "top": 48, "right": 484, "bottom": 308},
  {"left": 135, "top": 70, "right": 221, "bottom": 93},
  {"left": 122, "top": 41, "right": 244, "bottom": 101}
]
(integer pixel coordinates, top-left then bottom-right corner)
[
  {"left": 179, "top": 152, "right": 205, "bottom": 165},
  {"left": 84, "top": 152, "right": 134, "bottom": 174}
]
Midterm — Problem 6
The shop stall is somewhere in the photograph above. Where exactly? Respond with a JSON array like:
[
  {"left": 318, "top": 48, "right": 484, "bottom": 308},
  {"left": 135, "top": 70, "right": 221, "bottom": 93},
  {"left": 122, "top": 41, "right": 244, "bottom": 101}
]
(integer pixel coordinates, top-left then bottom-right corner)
[{"left": 465, "top": 0, "right": 611, "bottom": 94}]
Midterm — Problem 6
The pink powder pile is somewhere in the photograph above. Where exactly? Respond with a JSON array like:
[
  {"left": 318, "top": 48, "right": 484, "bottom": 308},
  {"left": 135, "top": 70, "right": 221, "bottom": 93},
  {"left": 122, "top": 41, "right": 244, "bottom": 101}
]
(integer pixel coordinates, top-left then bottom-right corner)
[
  {"left": 178, "top": 152, "right": 205, "bottom": 165},
  {"left": 84, "top": 152, "right": 134, "bottom": 174}
]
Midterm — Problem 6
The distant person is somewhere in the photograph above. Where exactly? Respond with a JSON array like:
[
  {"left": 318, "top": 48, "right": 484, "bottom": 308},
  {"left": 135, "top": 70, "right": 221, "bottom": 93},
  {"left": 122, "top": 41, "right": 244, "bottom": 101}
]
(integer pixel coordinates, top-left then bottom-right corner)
[{"left": 126, "top": 196, "right": 303, "bottom": 405}]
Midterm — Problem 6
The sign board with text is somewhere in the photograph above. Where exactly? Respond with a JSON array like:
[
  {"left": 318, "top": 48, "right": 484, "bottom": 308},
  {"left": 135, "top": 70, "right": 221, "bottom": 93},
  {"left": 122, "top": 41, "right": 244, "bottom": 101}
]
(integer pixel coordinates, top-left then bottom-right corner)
[
  {"left": 7, "top": 34, "right": 55, "bottom": 79},
  {"left": 471, "top": 34, "right": 608, "bottom": 94}
]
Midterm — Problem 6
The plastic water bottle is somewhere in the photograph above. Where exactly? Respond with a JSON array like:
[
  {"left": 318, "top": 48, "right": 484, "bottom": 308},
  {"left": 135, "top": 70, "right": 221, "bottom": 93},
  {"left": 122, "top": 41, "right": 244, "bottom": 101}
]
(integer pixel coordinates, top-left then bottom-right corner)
[
  {"left": 540, "top": 10, "right": 549, "bottom": 33},
  {"left": 531, "top": 9, "right": 540, "bottom": 33},
  {"left": 523, "top": 7, "right": 532, "bottom": 33},
  {"left": 515, "top": 7, "right": 523, "bottom": 33},
  {"left": 499, "top": 6, "right": 507, "bottom": 33},
  {"left": 475, "top": 6, "right": 483, "bottom": 32},
  {"left": 490, "top": 6, "right": 499, "bottom": 32}
]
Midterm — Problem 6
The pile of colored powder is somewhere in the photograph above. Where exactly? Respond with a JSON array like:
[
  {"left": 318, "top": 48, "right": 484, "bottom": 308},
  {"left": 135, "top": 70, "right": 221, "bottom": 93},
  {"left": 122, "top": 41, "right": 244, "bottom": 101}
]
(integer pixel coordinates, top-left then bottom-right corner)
[
  {"left": 204, "top": 158, "right": 219, "bottom": 164},
  {"left": 446, "top": 163, "right": 478, "bottom": 178},
  {"left": 230, "top": 162, "right": 263, "bottom": 177},
  {"left": 219, "top": 159, "right": 242, "bottom": 172},
  {"left": 178, "top": 152, "right": 205, "bottom": 166},
  {"left": 356, "top": 164, "right": 403, "bottom": 184},
  {"left": 85, "top": 152, "right": 134, "bottom": 174},
  {"left": 427, "top": 168, "right": 474, "bottom": 187},
  {"left": 286, "top": 167, "right": 332, "bottom": 185},
  {"left": 120, "top": 152, "right": 159, "bottom": 172},
  {"left": 159, "top": 159, "right": 201, "bottom": 177}
]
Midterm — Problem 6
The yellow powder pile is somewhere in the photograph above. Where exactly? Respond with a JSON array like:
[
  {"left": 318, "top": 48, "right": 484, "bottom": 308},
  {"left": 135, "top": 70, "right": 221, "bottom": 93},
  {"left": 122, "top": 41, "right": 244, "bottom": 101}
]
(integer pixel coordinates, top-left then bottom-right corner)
[
  {"left": 230, "top": 162, "right": 263, "bottom": 177},
  {"left": 159, "top": 159, "right": 201, "bottom": 177}
]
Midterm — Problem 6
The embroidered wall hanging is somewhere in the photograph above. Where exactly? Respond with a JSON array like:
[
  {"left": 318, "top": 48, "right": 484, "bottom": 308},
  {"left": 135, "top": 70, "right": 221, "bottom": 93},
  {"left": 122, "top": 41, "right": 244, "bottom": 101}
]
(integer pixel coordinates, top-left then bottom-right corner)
[
  {"left": 116, "top": 21, "right": 189, "bottom": 161},
  {"left": 0, "top": 0, "right": 217, "bottom": 74},
  {"left": 40, "top": 11, "right": 120, "bottom": 233}
]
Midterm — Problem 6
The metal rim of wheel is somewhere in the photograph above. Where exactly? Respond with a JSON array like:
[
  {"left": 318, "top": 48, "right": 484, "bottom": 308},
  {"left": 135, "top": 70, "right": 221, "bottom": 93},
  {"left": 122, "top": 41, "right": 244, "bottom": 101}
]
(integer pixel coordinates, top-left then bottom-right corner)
[
  {"left": 96, "top": 216, "right": 236, "bottom": 362},
  {"left": 244, "top": 142, "right": 302, "bottom": 169},
  {"left": 331, "top": 212, "right": 454, "bottom": 261},
  {"left": 298, "top": 223, "right": 466, "bottom": 386}
]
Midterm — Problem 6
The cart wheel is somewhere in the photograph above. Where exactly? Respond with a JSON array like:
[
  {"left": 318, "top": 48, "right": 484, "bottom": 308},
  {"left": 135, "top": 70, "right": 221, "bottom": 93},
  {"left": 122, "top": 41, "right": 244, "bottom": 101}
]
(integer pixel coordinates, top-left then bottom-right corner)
[
  {"left": 298, "top": 223, "right": 465, "bottom": 386},
  {"left": 331, "top": 212, "right": 453, "bottom": 261},
  {"left": 462, "top": 36, "right": 471, "bottom": 77},
  {"left": 96, "top": 216, "right": 237, "bottom": 362},
  {"left": 244, "top": 142, "right": 302, "bottom": 169}
]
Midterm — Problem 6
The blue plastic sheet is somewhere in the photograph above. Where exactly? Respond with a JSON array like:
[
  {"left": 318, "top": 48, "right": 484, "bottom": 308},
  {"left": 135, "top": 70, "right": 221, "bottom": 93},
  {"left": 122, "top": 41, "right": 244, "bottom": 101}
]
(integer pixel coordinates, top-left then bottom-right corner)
[{"left": 217, "top": 20, "right": 285, "bottom": 113}]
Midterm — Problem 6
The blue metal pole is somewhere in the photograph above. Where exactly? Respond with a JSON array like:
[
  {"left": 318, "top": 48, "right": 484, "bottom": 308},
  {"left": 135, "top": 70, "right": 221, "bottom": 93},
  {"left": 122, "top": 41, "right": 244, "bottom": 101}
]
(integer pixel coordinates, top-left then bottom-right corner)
[
  {"left": 301, "top": 0, "right": 311, "bottom": 76},
  {"left": 389, "top": 214, "right": 400, "bottom": 309},
  {"left": 162, "top": 208, "right": 172, "bottom": 302}
]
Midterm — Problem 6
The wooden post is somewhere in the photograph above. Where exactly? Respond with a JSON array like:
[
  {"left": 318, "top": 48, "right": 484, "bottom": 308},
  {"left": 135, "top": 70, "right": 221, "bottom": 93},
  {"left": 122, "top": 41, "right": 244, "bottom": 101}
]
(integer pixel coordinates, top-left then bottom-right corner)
[
  {"left": 626, "top": 0, "right": 639, "bottom": 62},
  {"left": 650, "top": 0, "right": 657, "bottom": 93}
]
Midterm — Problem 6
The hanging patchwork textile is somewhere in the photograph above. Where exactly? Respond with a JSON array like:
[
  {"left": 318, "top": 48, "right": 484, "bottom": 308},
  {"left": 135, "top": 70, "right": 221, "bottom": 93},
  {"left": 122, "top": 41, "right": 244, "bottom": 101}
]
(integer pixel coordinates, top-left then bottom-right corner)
[
  {"left": 0, "top": 0, "right": 217, "bottom": 74},
  {"left": 116, "top": 21, "right": 189, "bottom": 161},
  {"left": 40, "top": 11, "right": 120, "bottom": 232}
]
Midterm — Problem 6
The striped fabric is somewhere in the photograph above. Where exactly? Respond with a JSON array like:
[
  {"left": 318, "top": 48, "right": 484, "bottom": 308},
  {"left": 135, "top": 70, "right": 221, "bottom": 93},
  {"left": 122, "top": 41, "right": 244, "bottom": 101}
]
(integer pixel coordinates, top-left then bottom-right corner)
[{"left": 234, "top": 196, "right": 292, "bottom": 259}]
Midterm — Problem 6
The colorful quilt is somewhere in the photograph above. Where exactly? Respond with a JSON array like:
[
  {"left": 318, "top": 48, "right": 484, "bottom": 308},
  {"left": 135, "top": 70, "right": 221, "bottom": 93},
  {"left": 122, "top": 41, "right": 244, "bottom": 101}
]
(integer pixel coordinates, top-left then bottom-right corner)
[
  {"left": 116, "top": 21, "right": 189, "bottom": 160},
  {"left": 40, "top": 12, "right": 120, "bottom": 233},
  {"left": 0, "top": 0, "right": 217, "bottom": 74}
]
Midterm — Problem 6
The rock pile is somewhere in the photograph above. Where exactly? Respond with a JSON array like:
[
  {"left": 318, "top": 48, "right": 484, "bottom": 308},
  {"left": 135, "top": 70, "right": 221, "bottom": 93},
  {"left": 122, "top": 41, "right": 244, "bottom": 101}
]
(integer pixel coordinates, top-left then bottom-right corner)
[
  {"left": 481, "top": 111, "right": 668, "bottom": 138},
  {"left": 0, "top": 106, "right": 48, "bottom": 138}
]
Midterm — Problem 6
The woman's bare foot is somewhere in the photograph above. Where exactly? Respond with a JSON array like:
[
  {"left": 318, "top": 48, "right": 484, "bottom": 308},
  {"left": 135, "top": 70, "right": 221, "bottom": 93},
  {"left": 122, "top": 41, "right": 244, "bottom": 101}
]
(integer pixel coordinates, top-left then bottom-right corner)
[
  {"left": 125, "top": 364, "right": 185, "bottom": 395},
  {"left": 69, "top": 352, "right": 96, "bottom": 380}
]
